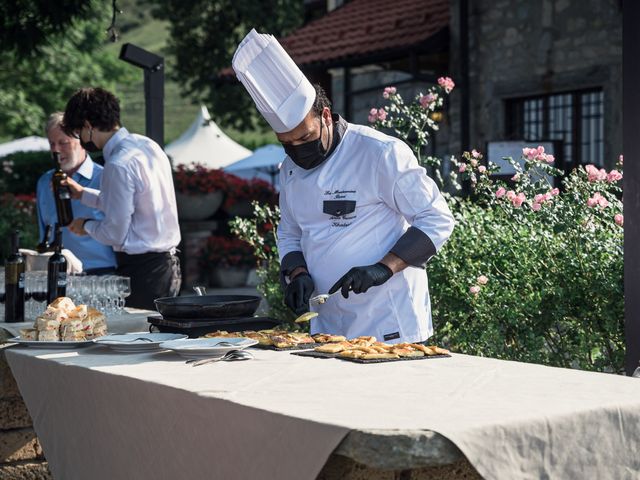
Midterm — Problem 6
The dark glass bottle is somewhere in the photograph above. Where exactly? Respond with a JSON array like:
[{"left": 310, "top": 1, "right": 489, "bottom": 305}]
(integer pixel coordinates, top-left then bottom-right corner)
[
  {"left": 36, "top": 224, "right": 52, "bottom": 253},
  {"left": 5, "top": 230, "right": 25, "bottom": 322},
  {"left": 47, "top": 224, "right": 67, "bottom": 304},
  {"left": 51, "top": 152, "right": 73, "bottom": 226}
]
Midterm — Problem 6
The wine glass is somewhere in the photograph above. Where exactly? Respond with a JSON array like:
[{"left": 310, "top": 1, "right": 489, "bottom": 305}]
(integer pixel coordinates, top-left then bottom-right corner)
[{"left": 117, "top": 276, "right": 131, "bottom": 310}]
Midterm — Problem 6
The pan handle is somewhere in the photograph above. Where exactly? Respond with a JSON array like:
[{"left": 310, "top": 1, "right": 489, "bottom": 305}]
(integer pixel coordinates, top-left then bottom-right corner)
[{"left": 193, "top": 285, "right": 207, "bottom": 296}]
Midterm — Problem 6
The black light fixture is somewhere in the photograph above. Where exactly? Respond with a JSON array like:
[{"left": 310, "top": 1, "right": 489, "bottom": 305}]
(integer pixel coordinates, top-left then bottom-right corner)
[{"left": 119, "top": 43, "right": 165, "bottom": 147}]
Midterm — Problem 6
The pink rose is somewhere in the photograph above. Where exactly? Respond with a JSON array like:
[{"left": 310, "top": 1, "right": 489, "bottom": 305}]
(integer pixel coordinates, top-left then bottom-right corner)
[
  {"left": 585, "top": 164, "right": 600, "bottom": 182},
  {"left": 470, "top": 159, "right": 478, "bottom": 167},
  {"left": 537, "top": 146, "right": 545, "bottom": 155},
  {"left": 544, "top": 154, "right": 555, "bottom": 164},
  {"left": 471, "top": 149, "right": 481, "bottom": 158},
  {"left": 377, "top": 108, "right": 387, "bottom": 121},
  {"left": 615, "top": 214, "right": 624, "bottom": 226},
  {"left": 511, "top": 173, "right": 521, "bottom": 181},
  {"left": 477, "top": 275, "right": 488, "bottom": 285},
  {"left": 619, "top": 154, "right": 624, "bottom": 165},
  {"left": 469, "top": 285, "right": 480, "bottom": 295},
  {"left": 607, "top": 170, "right": 622, "bottom": 183},
  {"left": 531, "top": 202, "right": 541, "bottom": 211},
  {"left": 543, "top": 192, "right": 553, "bottom": 202},
  {"left": 534, "top": 194, "right": 545, "bottom": 204},
  {"left": 368, "top": 113, "right": 377, "bottom": 123},
  {"left": 496, "top": 187, "right": 506, "bottom": 198},
  {"left": 382, "top": 86, "right": 397, "bottom": 99},
  {"left": 551, "top": 188, "right": 560, "bottom": 196},
  {"left": 459, "top": 164, "right": 467, "bottom": 173},
  {"left": 437, "top": 76, "right": 455, "bottom": 93},
  {"left": 478, "top": 165, "right": 487, "bottom": 173},
  {"left": 587, "top": 197, "right": 598, "bottom": 208},
  {"left": 419, "top": 93, "right": 436, "bottom": 109},
  {"left": 598, "top": 197, "right": 609, "bottom": 208},
  {"left": 506, "top": 190, "right": 516, "bottom": 200},
  {"left": 512, "top": 193, "right": 525, "bottom": 208}
]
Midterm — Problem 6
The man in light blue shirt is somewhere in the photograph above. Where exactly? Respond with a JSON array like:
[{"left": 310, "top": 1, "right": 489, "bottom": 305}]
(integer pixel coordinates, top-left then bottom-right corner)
[{"left": 37, "top": 112, "right": 116, "bottom": 274}]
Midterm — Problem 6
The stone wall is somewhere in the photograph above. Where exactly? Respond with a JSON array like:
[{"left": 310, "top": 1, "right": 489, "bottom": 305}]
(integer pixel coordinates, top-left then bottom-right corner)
[
  {"left": 449, "top": 0, "right": 622, "bottom": 168},
  {"left": 0, "top": 337, "right": 52, "bottom": 480}
]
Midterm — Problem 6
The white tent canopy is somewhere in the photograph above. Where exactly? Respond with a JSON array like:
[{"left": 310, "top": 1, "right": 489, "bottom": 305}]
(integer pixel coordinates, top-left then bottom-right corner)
[
  {"left": 225, "top": 144, "right": 285, "bottom": 189},
  {"left": 165, "top": 105, "right": 251, "bottom": 169},
  {"left": 0, "top": 136, "right": 49, "bottom": 158}
]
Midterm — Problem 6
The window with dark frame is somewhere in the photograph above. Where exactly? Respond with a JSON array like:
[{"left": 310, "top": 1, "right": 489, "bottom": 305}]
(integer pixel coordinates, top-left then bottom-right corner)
[{"left": 506, "top": 89, "right": 604, "bottom": 168}]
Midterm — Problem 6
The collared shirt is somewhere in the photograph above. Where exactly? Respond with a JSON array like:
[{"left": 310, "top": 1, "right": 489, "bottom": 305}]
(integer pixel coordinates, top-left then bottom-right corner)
[
  {"left": 81, "top": 127, "right": 181, "bottom": 254},
  {"left": 36, "top": 157, "right": 117, "bottom": 271}
]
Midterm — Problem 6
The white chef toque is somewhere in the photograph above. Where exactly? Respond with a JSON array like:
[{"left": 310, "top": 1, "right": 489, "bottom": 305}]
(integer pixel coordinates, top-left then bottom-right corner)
[{"left": 232, "top": 29, "right": 316, "bottom": 133}]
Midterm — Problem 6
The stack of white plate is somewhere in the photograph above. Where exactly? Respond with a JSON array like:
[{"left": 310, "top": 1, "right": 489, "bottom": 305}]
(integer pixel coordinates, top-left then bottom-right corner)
[
  {"left": 94, "top": 333, "right": 188, "bottom": 353},
  {"left": 158, "top": 337, "right": 258, "bottom": 360}
]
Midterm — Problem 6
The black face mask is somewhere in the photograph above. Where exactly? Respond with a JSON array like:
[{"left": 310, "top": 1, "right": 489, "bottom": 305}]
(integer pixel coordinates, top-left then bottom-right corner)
[
  {"left": 283, "top": 118, "right": 331, "bottom": 170},
  {"left": 80, "top": 128, "right": 100, "bottom": 153}
]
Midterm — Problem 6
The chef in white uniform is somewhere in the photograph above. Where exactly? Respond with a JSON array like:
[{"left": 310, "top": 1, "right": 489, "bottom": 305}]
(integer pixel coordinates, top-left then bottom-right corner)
[{"left": 233, "top": 29, "right": 455, "bottom": 343}]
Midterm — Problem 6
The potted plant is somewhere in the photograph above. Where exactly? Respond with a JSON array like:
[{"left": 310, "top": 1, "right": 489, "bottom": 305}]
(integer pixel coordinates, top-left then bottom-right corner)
[
  {"left": 173, "top": 163, "right": 228, "bottom": 221},
  {"left": 223, "top": 175, "right": 277, "bottom": 217},
  {"left": 199, "top": 235, "right": 257, "bottom": 287}
]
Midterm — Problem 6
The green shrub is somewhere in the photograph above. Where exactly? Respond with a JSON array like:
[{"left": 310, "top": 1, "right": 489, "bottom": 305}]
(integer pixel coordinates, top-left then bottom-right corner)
[
  {"left": 0, "top": 150, "right": 52, "bottom": 195},
  {"left": 230, "top": 202, "right": 296, "bottom": 326},
  {"left": 428, "top": 151, "right": 624, "bottom": 372},
  {"left": 0, "top": 193, "right": 39, "bottom": 259}
]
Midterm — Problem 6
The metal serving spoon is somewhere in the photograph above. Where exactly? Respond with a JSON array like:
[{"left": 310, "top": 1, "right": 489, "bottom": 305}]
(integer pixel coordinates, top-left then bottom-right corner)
[{"left": 187, "top": 349, "right": 254, "bottom": 367}]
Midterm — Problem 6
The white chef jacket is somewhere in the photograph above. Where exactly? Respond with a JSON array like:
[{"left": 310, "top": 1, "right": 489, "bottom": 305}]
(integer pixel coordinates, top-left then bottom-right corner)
[{"left": 278, "top": 122, "right": 454, "bottom": 344}]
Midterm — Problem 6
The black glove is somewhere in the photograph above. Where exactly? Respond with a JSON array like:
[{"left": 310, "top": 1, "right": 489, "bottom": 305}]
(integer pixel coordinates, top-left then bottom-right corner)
[
  {"left": 328, "top": 263, "right": 394, "bottom": 299},
  {"left": 284, "top": 272, "right": 315, "bottom": 316}
]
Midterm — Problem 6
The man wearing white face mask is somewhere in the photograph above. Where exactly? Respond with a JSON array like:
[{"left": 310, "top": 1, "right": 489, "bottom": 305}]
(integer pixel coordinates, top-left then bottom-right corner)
[
  {"left": 233, "top": 30, "right": 455, "bottom": 344},
  {"left": 36, "top": 112, "right": 117, "bottom": 274}
]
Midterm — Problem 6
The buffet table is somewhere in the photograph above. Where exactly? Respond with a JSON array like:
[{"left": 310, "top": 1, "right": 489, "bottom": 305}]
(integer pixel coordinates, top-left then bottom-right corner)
[{"left": 4, "top": 333, "right": 640, "bottom": 480}]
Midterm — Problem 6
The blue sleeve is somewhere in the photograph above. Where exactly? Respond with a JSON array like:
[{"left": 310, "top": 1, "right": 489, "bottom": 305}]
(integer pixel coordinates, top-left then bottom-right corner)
[{"left": 36, "top": 174, "right": 48, "bottom": 243}]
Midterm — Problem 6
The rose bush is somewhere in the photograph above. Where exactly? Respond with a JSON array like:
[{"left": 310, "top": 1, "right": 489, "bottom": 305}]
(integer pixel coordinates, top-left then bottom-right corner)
[
  {"left": 230, "top": 202, "right": 295, "bottom": 324},
  {"left": 428, "top": 150, "right": 624, "bottom": 372}
]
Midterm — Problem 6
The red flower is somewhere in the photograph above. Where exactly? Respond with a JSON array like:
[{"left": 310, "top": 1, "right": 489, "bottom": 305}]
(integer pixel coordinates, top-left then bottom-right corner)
[{"left": 173, "top": 163, "right": 230, "bottom": 195}]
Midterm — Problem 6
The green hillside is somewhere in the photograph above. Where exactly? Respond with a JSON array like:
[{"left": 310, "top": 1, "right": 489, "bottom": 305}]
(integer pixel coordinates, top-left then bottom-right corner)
[{"left": 103, "top": 0, "right": 276, "bottom": 148}]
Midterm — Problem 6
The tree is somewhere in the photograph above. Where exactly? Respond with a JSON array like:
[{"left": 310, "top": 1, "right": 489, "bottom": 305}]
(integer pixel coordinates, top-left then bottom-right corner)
[
  {"left": 150, "top": 0, "right": 303, "bottom": 131},
  {"left": 0, "top": 0, "right": 94, "bottom": 55},
  {"left": 0, "top": 2, "right": 134, "bottom": 139}
]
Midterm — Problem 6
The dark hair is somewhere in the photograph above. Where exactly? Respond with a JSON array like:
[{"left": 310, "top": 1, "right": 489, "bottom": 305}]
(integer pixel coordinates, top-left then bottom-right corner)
[
  {"left": 311, "top": 84, "right": 332, "bottom": 117},
  {"left": 62, "top": 87, "right": 121, "bottom": 135}
]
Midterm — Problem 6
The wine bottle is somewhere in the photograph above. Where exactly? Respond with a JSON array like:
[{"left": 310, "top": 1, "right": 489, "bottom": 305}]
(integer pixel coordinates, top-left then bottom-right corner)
[
  {"left": 36, "top": 224, "right": 52, "bottom": 253},
  {"left": 4, "top": 230, "right": 25, "bottom": 322},
  {"left": 51, "top": 152, "right": 73, "bottom": 226},
  {"left": 47, "top": 224, "right": 68, "bottom": 305}
]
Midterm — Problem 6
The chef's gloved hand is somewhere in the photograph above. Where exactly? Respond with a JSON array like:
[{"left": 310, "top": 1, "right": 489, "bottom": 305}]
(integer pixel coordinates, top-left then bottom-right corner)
[
  {"left": 328, "top": 263, "right": 394, "bottom": 299},
  {"left": 284, "top": 272, "right": 315, "bottom": 316}
]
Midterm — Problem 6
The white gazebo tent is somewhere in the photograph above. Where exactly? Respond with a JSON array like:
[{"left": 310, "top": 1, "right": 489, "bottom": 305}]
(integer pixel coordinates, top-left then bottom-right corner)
[
  {"left": 0, "top": 136, "right": 49, "bottom": 157},
  {"left": 224, "top": 144, "right": 285, "bottom": 190},
  {"left": 165, "top": 106, "right": 251, "bottom": 169}
]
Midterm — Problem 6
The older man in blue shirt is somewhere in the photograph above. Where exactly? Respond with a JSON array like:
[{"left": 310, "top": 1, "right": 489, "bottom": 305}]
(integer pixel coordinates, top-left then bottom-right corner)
[{"left": 37, "top": 112, "right": 116, "bottom": 274}]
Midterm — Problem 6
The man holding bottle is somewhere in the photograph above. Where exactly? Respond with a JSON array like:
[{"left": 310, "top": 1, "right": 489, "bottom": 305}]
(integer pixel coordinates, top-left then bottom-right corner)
[
  {"left": 61, "top": 87, "right": 181, "bottom": 310},
  {"left": 36, "top": 112, "right": 117, "bottom": 274}
]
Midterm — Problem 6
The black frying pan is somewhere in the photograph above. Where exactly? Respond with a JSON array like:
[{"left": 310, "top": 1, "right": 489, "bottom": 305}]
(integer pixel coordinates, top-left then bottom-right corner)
[{"left": 154, "top": 295, "right": 261, "bottom": 319}]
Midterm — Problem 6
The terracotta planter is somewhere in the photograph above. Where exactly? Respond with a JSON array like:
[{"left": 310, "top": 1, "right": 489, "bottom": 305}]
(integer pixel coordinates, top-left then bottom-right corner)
[
  {"left": 176, "top": 191, "right": 224, "bottom": 221},
  {"left": 209, "top": 266, "right": 250, "bottom": 288}
]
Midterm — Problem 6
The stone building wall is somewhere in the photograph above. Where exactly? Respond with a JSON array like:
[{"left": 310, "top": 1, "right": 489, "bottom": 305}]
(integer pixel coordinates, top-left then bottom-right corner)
[{"left": 449, "top": 0, "right": 622, "bottom": 168}]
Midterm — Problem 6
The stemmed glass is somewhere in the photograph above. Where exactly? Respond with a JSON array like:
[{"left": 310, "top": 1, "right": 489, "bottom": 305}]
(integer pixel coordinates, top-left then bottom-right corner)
[{"left": 117, "top": 277, "right": 131, "bottom": 311}]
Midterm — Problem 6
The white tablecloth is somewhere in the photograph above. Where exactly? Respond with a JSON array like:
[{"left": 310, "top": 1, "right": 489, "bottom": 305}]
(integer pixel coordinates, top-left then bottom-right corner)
[{"left": 5, "top": 346, "right": 640, "bottom": 480}]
